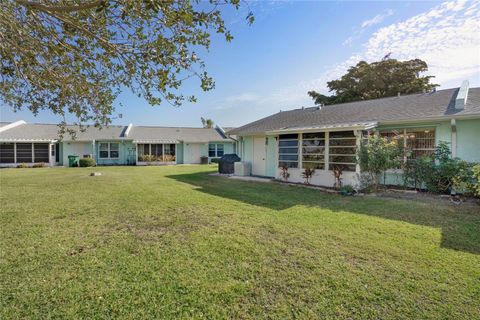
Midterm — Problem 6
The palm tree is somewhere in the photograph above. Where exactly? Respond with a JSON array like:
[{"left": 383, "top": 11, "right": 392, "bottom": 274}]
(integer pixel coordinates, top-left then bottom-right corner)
[{"left": 201, "top": 117, "right": 214, "bottom": 128}]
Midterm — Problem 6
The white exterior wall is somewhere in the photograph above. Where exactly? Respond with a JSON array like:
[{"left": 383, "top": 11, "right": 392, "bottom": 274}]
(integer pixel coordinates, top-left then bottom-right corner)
[{"left": 276, "top": 168, "right": 359, "bottom": 188}]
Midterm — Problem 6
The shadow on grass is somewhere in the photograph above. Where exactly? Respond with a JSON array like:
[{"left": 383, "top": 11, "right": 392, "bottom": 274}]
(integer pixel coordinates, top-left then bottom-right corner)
[{"left": 167, "top": 171, "right": 480, "bottom": 255}]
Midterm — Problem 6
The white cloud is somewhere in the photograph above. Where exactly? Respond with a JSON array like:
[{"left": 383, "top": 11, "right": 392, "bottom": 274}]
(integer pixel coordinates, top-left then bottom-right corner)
[
  {"left": 216, "top": 0, "right": 480, "bottom": 120},
  {"left": 361, "top": 9, "right": 395, "bottom": 28},
  {"left": 305, "top": 0, "right": 480, "bottom": 95}
]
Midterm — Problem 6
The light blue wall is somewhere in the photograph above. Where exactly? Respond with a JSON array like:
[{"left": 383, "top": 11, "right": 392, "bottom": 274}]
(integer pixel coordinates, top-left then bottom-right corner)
[
  {"left": 240, "top": 136, "right": 254, "bottom": 164},
  {"left": 456, "top": 119, "right": 480, "bottom": 162},
  {"left": 176, "top": 143, "right": 184, "bottom": 164},
  {"left": 95, "top": 140, "right": 136, "bottom": 165}
]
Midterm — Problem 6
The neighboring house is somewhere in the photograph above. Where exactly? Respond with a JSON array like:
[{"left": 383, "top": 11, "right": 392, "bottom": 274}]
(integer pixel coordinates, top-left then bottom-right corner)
[
  {"left": 0, "top": 122, "right": 235, "bottom": 167},
  {"left": 228, "top": 81, "right": 480, "bottom": 187}
]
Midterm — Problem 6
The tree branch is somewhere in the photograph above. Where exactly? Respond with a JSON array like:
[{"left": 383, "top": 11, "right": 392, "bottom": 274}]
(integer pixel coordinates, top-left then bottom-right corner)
[{"left": 15, "top": 0, "right": 106, "bottom": 13}]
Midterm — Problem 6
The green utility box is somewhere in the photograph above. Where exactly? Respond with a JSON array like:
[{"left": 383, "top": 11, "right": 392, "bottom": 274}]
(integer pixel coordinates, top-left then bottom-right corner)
[{"left": 68, "top": 155, "right": 80, "bottom": 167}]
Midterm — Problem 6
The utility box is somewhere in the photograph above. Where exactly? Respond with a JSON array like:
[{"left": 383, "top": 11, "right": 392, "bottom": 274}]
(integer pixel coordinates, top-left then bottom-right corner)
[{"left": 234, "top": 162, "right": 251, "bottom": 176}]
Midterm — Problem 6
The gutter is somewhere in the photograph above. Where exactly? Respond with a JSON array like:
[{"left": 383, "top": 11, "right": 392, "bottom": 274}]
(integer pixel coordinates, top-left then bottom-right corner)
[{"left": 377, "top": 113, "right": 480, "bottom": 126}]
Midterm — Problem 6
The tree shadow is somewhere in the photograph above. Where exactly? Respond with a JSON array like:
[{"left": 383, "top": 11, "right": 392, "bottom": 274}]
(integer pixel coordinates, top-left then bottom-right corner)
[{"left": 167, "top": 171, "right": 480, "bottom": 255}]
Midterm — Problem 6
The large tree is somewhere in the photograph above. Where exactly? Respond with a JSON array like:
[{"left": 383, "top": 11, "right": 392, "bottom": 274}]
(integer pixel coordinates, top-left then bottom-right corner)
[
  {"left": 0, "top": 0, "right": 253, "bottom": 129},
  {"left": 308, "top": 58, "right": 438, "bottom": 105}
]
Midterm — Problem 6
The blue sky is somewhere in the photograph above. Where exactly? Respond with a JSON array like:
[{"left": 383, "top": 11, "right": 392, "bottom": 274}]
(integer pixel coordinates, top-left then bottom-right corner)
[{"left": 1, "top": 0, "right": 479, "bottom": 127}]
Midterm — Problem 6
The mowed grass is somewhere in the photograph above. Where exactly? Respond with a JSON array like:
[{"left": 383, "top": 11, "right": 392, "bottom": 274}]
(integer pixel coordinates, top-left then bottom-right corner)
[{"left": 1, "top": 165, "right": 479, "bottom": 319}]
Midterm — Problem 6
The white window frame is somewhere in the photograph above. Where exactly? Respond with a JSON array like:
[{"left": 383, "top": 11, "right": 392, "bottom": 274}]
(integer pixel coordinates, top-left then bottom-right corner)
[
  {"left": 328, "top": 131, "right": 357, "bottom": 172},
  {"left": 278, "top": 134, "right": 299, "bottom": 168},
  {"left": 99, "top": 142, "right": 119, "bottom": 159},
  {"left": 208, "top": 143, "right": 224, "bottom": 158},
  {"left": 301, "top": 132, "right": 326, "bottom": 169}
]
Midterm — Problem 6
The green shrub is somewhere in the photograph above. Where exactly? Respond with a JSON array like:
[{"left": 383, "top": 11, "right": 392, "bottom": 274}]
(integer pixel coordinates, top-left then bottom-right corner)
[
  {"left": 473, "top": 165, "right": 480, "bottom": 197},
  {"left": 339, "top": 185, "right": 355, "bottom": 195},
  {"left": 32, "top": 162, "right": 46, "bottom": 168},
  {"left": 79, "top": 158, "right": 96, "bottom": 167},
  {"left": 452, "top": 163, "right": 480, "bottom": 197},
  {"left": 210, "top": 158, "right": 220, "bottom": 163},
  {"left": 16, "top": 163, "right": 29, "bottom": 168},
  {"left": 403, "top": 141, "right": 477, "bottom": 194},
  {"left": 357, "top": 135, "right": 403, "bottom": 191}
]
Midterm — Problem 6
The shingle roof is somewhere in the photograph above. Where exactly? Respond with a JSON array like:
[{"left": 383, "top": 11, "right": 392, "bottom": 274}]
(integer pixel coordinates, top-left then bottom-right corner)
[
  {"left": 0, "top": 123, "right": 126, "bottom": 142},
  {"left": 228, "top": 87, "right": 480, "bottom": 135},
  {"left": 0, "top": 122, "right": 233, "bottom": 143},
  {"left": 128, "top": 126, "right": 231, "bottom": 143}
]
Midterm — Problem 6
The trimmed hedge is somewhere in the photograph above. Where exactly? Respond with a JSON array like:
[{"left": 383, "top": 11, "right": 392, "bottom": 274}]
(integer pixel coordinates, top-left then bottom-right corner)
[{"left": 79, "top": 158, "right": 96, "bottom": 167}]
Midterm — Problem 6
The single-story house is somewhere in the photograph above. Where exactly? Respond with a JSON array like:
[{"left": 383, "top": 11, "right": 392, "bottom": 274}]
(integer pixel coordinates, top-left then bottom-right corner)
[
  {"left": 228, "top": 81, "right": 480, "bottom": 187},
  {"left": 0, "top": 122, "right": 235, "bottom": 167}
]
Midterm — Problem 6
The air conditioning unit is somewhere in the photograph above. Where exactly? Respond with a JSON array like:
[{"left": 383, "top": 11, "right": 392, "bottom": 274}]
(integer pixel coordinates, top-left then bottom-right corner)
[{"left": 234, "top": 162, "right": 251, "bottom": 176}]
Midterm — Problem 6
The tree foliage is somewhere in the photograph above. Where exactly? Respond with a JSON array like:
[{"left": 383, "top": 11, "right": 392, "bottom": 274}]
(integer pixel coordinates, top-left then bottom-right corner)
[
  {"left": 357, "top": 134, "right": 403, "bottom": 191},
  {"left": 308, "top": 58, "right": 438, "bottom": 105},
  {"left": 0, "top": 0, "right": 253, "bottom": 129},
  {"left": 201, "top": 117, "right": 214, "bottom": 128}
]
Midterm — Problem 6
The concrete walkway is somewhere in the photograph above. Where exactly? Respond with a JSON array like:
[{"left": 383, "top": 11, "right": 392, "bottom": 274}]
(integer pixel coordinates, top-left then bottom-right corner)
[{"left": 209, "top": 173, "right": 274, "bottom": 183}]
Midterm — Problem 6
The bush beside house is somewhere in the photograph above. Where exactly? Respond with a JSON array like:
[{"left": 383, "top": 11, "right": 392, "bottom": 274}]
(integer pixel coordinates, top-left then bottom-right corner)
[{"left": 79, "top": 158, "right": 96, "bottom": 167}]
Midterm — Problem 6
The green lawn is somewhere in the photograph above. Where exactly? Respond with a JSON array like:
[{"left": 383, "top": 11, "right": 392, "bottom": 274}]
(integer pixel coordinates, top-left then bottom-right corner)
[{"left": 1, "top": 165, "right": 479, "bottom": 319}]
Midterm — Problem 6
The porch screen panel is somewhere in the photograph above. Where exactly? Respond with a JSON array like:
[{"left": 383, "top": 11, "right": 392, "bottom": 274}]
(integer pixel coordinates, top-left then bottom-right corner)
[
  {"left": 328, "top": 131, "right": 356, "bottom": 171},
  {"left": 302, "top": 132, "right": 325, "bottom": 169},
  {"left": 278, "top": 134, "right": 298, "bottom": 168},
  {"left": 164, "top": 144, "right": 176, "bottom": 162},
  {"left": 0, "top": 143, "right": 14, "bottom": 163},
  {"left": 16, "top": 143, "right": 32, "bottom": 163},
  {"left": 33, "top": 143, "right": 49, "bottom": 162}
]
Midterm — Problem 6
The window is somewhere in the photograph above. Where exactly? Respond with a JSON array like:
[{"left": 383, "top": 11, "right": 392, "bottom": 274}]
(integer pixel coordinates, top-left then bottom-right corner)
[
  {"left": 99, "top": 143, "right": 119, "bottom": 159},
  {"left": 109, "top": 143, "right": 119, "bottom": 158},
  {"left": 99, "top": 143, "right": 109, "bottom": 158},
  {"left": 34, "top": 143, "right": 49, "bottom": 163},
  {"left": 380, "top": 128, "right": 435, "bottom": 160},
  {"left": 278, "top": 134, "right": 299, "bottom": 168},
  {"left": 302, "top": 132, "right": 325, "bottom": 169},
  {"left": 328, "top": 131, "right": 357, "bottom": 171},
  {"left": 208, "top": 144, "right": 224, "bottom": 157},
  {"left": 0, "top": 143, "right": 14, "bottom": 163}
]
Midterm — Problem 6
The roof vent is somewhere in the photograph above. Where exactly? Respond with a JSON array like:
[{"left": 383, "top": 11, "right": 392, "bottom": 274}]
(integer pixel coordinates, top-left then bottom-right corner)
[
  {"left": 397, "top": 92, "right": 400, "bottom": 97},
  {"left": 123, "top": 123, "right": 133, "bottom": 137},
  {"left": 455, "top": 80, "right": 469, "bottom": 110}
]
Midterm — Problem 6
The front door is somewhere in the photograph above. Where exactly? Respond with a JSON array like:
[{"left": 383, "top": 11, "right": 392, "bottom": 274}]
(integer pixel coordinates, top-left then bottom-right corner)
[
  {"left": 252, "top": 136, "right": 266, "bottom": 176},
  {"left": 185, "top": 143, "right": 201, "bottom": 164}
]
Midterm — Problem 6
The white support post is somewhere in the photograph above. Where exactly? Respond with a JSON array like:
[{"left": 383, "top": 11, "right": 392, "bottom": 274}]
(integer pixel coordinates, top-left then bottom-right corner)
[
  {"left": 13, "top": 143, "right": 17, "bottom": 164},
  {"left": 174, "top": 143, "right": 178, "bottom": 164},
  {"left": 92, "top": 140, "right": 96, "bottom": 161},
  {"left": 298, "top": 134, "right": 303, "bottom": 169},
  {"left": 49, "top": 143, "right": 55, "bottom": 166},
  {"left": 31, "top": 143, "right": 34, "bottom": 163},
  {"left": 324, "top": 132, "right": 329, "bottom": 171},
  {"left": 355, "top": 130, "right": 361, "bottom": 174},
  {"left": 451, "top": 119, "right": 457, "bottom": 158}
]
